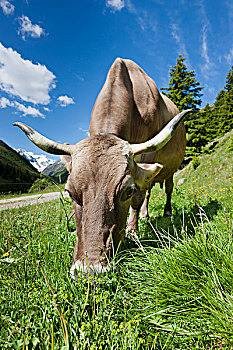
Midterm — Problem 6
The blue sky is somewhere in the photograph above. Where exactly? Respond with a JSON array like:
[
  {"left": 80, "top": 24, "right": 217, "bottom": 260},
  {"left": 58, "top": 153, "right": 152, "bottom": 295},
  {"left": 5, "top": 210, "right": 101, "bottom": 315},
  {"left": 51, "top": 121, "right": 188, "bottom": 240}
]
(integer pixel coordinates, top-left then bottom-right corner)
[{"left": 1, "top": 0, "right": 233, "bottom": 160}]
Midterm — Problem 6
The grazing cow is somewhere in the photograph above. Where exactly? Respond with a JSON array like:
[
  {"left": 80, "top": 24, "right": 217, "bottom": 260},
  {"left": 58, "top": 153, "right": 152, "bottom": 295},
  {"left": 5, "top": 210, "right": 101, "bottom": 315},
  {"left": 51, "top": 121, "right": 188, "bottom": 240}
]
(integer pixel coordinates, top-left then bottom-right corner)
[{"left": 13, "top": 58, "right": 191, "bottom": 277}]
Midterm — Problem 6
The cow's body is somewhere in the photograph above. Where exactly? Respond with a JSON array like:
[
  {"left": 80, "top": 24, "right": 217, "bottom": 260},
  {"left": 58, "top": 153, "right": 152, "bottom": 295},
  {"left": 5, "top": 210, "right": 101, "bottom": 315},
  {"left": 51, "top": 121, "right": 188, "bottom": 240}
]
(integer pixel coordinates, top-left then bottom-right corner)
[
  {"left": 90, "top": 58, "right": 186, "bottom": 229},
  {"left": 13, "top": 58, "right": 189, "bottom": 276}
]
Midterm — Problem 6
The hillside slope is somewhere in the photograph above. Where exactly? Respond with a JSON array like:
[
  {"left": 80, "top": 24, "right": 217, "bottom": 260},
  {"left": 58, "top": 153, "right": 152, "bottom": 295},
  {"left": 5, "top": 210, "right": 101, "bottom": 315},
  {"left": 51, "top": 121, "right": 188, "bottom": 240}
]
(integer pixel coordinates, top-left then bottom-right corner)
[
  {"left": 176, "top": 128, "right": 233, "bottom": 194},
  {"left": 138, "top": 129, "right": 233, "bottom": 238},
  {"left": 0, "top": 140, "right": 40, "bottom": 193},
  {"left": 43, "top": 160, "right": 68, "bottom": 183}
]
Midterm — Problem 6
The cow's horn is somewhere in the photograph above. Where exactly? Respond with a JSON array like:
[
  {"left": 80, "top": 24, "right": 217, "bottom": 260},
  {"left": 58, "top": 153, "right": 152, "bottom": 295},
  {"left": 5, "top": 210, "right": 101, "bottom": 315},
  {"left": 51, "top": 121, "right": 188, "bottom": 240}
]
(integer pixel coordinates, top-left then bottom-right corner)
[
  {"left": 13, "top": 122, "right": 75, "bottom": 155},
  {"left": 130, "top": 109, "right": 192, "bottom": 155}
]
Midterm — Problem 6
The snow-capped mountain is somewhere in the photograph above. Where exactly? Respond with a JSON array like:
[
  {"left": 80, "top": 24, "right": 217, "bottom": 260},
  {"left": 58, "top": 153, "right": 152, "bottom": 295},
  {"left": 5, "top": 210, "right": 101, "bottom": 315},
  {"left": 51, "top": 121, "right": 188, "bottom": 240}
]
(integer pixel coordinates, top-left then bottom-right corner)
[{"left": 16, "top": 149, "right": 56, "bottom": 172}]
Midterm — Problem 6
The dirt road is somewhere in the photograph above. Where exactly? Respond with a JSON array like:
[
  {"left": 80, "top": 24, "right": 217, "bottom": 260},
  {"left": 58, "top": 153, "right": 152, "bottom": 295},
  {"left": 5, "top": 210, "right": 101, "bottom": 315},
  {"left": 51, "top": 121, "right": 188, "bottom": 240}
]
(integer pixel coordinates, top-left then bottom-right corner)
[{"left": 0, "top": 191, "right": 69, "bottom": 211}]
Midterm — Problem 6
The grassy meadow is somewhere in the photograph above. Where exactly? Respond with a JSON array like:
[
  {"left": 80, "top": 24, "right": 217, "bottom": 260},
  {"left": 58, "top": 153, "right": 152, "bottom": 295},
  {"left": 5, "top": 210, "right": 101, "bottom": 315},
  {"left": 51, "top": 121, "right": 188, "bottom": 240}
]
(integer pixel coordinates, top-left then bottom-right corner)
[
  {"left": 0, "top": 184, "right": 65, "bottom": 200},
  {"left": 0, "top": 131, "right": 233, "bottom": 349}
]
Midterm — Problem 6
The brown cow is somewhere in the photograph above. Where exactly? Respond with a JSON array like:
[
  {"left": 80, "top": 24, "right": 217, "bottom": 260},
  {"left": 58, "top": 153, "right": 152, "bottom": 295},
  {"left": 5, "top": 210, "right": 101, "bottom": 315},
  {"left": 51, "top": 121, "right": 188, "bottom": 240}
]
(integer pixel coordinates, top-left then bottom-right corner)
[{"left": 13, "top": 58, "right": 191, "bottom": 277}]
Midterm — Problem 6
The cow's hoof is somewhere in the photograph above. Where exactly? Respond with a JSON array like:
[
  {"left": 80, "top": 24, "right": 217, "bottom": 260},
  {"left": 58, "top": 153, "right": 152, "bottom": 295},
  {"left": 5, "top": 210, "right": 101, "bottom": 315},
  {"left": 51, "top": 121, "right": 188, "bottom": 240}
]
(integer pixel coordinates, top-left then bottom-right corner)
[
  {"left": 126, "top": 225, "right": 138, "bottom": 233},
  {"left": 125, "top": 226, "right": 139, "bottom": 239},
  {"left": 163, "top": 211, "right": 172, "bottom": 218},
  {"left": 163, "top": 212, "right": 173, "bottom": 223},
  {"left": 125, "top": 229, "right": 139, "bottom": 243},
  {"left": 140, "top": 212, "right": 149, "bottom": 220}
]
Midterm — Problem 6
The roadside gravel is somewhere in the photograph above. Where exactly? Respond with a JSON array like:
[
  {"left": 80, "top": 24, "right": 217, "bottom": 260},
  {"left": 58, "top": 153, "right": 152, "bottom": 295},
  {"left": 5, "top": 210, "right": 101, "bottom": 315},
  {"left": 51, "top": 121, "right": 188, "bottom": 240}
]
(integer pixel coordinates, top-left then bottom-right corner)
[{"left": 0, "top": 191, "right": 69, "bottom": 211}]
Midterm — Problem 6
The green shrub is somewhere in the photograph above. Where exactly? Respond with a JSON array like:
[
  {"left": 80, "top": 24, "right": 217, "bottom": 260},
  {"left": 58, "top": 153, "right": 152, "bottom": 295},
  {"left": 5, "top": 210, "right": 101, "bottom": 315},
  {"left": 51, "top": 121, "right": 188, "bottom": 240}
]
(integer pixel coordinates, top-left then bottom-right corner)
[
  {"left": 28, "top": 176, "right": 54, "bottom": 193},
  {"left": 226, "top": 138, "right": 233, "bottom": 152},
  {"left": 192, "top": 155, "right": 201, "bottom": 169},
  {"left": 202, "top": 140, "right": 219, "bottom": 154}
]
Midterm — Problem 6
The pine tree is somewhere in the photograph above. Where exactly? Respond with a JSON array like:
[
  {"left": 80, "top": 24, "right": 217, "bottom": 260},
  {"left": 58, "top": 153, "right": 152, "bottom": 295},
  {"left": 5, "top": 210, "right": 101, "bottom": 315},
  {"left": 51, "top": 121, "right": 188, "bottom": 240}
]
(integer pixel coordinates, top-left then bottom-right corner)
[
  {"left": 185, "top": 104, "right": 212, "bottom": 156},
  {"left": 212, "top": 89, "right": 228, "bottom": 137},
  {"left": 225, "top": 66, "right": 233, "bottom": 93},
  {"left": 212, "top": 66, "right": 233, "bottom": 137},
  {"left": 161, "top": 55, "right": 204, "bottom": 156},
  {"left": 223, "top": 66, "right": 233, "bottom": 132},
  {"left": 161, "top": 55, "right": 204, "bottom": 110}
]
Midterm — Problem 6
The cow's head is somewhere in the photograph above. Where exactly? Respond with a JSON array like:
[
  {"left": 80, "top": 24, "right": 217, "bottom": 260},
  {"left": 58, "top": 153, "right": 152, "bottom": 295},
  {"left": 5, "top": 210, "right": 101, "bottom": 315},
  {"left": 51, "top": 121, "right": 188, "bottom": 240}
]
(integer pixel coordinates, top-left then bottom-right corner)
[{"left": 13, "top": 109, "right": 191, "bottom": 276}]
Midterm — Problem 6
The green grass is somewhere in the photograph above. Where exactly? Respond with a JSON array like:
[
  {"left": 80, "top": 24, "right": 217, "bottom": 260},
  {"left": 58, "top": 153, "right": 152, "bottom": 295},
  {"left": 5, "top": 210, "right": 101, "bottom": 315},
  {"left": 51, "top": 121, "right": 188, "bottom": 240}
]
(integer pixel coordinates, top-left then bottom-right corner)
[
  {"left": 0, "top": 184, "right": 65, "bottom": 200},
  {"left": 0, "top": 200, "right": 147, "bottom": 349},
  {"left": 0, "top": 131, "right": 233, "bottom": 349}
]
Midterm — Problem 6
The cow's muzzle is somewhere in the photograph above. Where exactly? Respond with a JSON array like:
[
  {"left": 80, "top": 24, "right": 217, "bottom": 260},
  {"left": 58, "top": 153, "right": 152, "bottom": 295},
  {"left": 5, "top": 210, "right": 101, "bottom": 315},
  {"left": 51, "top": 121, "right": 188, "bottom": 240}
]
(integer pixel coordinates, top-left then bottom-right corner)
[{"left": 70, "top": 260, "right": 111, "bottom": 280}]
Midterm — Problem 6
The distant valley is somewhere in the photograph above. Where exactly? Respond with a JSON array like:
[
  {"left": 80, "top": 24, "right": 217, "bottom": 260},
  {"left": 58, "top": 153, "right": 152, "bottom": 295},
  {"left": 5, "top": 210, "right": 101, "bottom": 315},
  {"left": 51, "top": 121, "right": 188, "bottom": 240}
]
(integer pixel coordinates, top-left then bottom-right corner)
[
  {"left": 0, "top": 140, "right": 40, "bottom": 193},
  {"left": 0, "top": 141, "right": 69, "bottom": 193}
]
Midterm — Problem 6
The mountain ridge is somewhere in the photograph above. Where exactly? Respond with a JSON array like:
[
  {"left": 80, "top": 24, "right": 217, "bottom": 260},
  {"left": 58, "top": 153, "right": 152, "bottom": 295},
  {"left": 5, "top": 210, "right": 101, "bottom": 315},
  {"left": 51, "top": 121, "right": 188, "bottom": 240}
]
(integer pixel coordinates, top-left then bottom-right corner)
[
  {"left": 43, "top": 160, "right": 68, "bottom": 184},
  {"left": 16, "top": 149, "right": 56, "bottom": 172},
  {"left": 0, "top": 140, "right": 40, "bottom": 193}
]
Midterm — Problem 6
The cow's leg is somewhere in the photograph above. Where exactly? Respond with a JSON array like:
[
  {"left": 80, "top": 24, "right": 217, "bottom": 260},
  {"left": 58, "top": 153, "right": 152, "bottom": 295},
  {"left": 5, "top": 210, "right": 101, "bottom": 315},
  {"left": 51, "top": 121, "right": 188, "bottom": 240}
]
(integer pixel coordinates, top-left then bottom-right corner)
[
  {"left": 72, "top": 241, "right": 79, "bottom": 266},
  {"left": 140, "top": 189, "right": 151, "bottom": 219},
  {"left": 127, "top": 190, "right": 146, "bottom": 232},
  {"left": 164, "top": 175, "right": 174, "bottom": 217},
  {"left": 71, "top": 202, "right": 82, "bottom": 277}
]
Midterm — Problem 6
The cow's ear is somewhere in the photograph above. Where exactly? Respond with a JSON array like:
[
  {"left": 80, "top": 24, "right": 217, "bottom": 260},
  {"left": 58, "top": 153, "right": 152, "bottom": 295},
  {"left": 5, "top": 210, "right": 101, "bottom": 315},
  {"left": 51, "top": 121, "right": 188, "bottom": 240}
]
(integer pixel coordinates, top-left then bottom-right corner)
[
  {"left": 61, "top": 154, "right": 72, "bottom": 173},
  {"left": 134, "top": 163, "right": 163, "bottom": 190}
]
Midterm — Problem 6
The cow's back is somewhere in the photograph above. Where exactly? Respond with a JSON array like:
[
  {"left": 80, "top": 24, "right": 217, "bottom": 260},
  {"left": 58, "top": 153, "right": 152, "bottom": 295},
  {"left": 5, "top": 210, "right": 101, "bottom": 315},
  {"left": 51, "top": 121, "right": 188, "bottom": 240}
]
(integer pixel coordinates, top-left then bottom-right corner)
[
  {"left": 90, "top": 58, "right": 186, "bottom": 181},
  {"left": 90, "top": 58, "right": 162, "bottom": 143}
]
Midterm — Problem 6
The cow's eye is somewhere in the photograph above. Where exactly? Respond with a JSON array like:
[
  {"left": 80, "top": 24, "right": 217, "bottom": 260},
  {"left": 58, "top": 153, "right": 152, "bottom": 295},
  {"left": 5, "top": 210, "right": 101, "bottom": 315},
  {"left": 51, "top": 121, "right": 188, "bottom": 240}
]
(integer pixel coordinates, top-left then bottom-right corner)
[
  {"left": 121, "top": 185, "right": 137, "bottom": 202},
  {"left": 65, "top": 189, "right": 72, "bottom": 198},
  {"left": 65, "top": 189, "right": 82, "bottom": 206}
]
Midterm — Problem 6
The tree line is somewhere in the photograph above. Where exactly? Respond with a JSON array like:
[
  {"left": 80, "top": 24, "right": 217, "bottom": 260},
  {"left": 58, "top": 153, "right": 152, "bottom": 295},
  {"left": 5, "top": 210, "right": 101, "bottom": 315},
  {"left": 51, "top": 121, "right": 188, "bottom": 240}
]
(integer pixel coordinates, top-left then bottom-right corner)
[
  {"left": 0, "top": 140, "right": 40, "bottom": 193},
  {"left": 161, "top": 55, "right": 233, "bottom": 157}
]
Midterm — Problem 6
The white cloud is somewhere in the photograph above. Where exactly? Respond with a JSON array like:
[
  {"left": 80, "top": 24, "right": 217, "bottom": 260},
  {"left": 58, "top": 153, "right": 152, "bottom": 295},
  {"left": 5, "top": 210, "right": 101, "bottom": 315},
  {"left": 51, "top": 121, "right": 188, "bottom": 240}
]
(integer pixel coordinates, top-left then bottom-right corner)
[
  {"left": 14, "top": 101, "right": 44, "bottom": 117},
  {"left": 57, "top": 95, "right": 75, "bottom": 107},
  {"left": 206, "top": 85, "right": 215, "bottom": 94},
  {"left": 0, "top": 97, "right": 44, "bottom": 117},
  {"left": 0, "top": 42, "right": 56, "bottom": 105},
  {"left": 124, "top": 2, "right": 157, "bottom": 42},
  {"left": 18, "top": 15, "right": 45, "bottom": 40},
  {"left": 199, "top": 20, "right": 216, "bottom": 80},
  {"left": 43, "top": 107, "right": 51, "bottom": 112},
  {"left": 0, "top": 0, "right": 14, "bottom": 15},
  {"left": 197, "top": 0, "right": 216, "bottom": 80},
  {"left": 79, "top": 127, "right": 89, "bottom": 136},
  {"left": 0, "top": 96, "right": 12, "bottom": 108},
  {"left": 106, "top": 0, "right": 125, "bottom": 12},
  {"left": 125, "top": 0, "right": 136, "bottom": 13},
  {"left": 137, "top": 10, "right": 157, "bottom": 34},
  {"left": 225, "top": 46, "right": 233, "bottom": 65},
  {"left": 106, "top": 1, "right": 157, "bottom": 44},
  {"left": 74, "top": 73, "right": 85, "bottom": 82},
  {"left": 201, "top": 24, "right": 210, "bottom": 65},
  {"left": 171, "top": 22, "right": 189, "bottom": 61}
]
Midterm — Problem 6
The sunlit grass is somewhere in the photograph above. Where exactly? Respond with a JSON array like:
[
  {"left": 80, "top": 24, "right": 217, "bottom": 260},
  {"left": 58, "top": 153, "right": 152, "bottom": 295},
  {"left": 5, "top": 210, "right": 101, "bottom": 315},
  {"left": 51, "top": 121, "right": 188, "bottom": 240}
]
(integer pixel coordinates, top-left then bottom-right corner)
[
  {"left": 0, "top": 184, "right": 65, "bottom": 200},
  {"left": 0, "top": 131, "right": 232, "bottom": 348}
]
